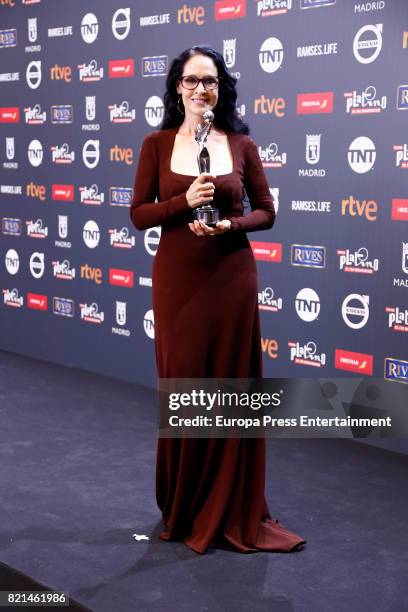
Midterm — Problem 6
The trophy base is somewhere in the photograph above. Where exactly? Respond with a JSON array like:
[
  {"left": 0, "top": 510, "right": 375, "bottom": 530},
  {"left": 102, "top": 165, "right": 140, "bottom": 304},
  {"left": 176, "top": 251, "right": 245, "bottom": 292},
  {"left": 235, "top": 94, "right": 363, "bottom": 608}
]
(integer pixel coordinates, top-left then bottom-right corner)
[{"left": 194, "top": 205, "right": 220, "bottom": 227}]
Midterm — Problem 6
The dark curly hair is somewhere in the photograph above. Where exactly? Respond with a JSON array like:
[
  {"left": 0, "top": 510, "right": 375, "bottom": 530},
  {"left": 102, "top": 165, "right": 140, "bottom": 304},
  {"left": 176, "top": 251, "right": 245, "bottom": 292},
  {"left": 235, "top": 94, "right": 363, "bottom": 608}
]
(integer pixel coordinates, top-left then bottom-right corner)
[{"left": 160, "top": 45, "right": 249, "bottom": 135}]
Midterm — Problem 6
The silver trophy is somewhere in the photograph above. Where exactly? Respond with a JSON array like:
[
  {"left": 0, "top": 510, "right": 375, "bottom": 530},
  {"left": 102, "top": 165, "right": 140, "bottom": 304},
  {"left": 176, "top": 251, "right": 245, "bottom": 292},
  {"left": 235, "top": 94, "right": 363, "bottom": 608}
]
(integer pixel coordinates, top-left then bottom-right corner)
[{"left": 194, "top": 110, "right": 220, "bottom": 227}]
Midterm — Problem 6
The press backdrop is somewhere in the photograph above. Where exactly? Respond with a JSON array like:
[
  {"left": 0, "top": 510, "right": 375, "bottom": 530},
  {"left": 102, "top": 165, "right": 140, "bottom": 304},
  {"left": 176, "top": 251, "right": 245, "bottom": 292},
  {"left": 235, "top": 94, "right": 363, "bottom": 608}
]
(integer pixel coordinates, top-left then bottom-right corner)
[{"left": 0, "top": 0, "right": 407, "bottom": 387}]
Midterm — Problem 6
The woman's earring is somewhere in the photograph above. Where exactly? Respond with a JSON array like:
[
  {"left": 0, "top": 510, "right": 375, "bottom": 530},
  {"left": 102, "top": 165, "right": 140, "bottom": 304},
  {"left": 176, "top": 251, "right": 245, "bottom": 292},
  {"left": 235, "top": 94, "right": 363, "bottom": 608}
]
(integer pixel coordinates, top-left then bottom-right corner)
[{"left": 177, "top": 95, "right": 184, "bottom": 115}]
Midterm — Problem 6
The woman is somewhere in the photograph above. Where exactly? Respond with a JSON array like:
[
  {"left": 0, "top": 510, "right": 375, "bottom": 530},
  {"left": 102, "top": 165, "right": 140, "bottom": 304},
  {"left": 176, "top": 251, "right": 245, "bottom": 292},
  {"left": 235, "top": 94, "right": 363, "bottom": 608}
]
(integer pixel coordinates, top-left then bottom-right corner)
[{"left": 130, "top": 46, "right": 306, "bottom": 554}]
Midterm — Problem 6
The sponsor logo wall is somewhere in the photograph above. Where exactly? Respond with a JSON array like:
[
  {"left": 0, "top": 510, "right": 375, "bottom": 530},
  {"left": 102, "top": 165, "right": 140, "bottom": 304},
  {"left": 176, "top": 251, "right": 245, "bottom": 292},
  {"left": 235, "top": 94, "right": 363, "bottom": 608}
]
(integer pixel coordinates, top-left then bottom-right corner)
[{"left": 0, "top": 0, "right": 406, "bottom": 386}]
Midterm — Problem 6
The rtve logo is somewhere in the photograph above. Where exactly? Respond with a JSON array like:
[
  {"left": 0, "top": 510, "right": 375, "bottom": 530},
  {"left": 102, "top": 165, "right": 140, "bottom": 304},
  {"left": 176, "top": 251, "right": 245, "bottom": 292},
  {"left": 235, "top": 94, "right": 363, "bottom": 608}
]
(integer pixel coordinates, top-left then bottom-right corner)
[
  {"left": 0, "top": 0, "right": 16, "bottom": 6},
  {"left": 80, "top": 263, "right": 102, "bottom": 284},
  {"left": 50, "top": 64, "right": 72, "bottom": 82},
  {"left": 254, "top": 95, "right": 285, "bottom": 117},
  {"left": 261, "top": 338, "right": 278, "bottom": 359},
  {"left": 177, "top": 4, "right": 205, "bottom": 25},
  {"left": 109, "top": 145, "right": 133, "bottom": 165},
  {"left": 341, "top": 196, "right": 378, "bottom": 221},
  {"left": 26, "top": 182, "right": 46, "bottom": 201}
]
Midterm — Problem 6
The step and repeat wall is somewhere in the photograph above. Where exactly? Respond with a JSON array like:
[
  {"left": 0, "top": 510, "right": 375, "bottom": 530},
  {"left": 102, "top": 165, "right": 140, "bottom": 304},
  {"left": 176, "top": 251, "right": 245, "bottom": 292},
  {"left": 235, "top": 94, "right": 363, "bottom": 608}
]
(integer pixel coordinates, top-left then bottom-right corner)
[{"left": 0, "top": 0, "right": 407, "bottom": 388}]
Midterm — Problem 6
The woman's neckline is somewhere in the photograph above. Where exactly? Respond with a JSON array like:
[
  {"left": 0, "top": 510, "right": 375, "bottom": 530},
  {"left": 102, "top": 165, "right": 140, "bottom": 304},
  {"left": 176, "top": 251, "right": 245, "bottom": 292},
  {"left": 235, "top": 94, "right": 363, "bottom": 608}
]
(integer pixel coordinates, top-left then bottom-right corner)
[{"left": 169, "top": 126, "right": 235, "bottom": 178}]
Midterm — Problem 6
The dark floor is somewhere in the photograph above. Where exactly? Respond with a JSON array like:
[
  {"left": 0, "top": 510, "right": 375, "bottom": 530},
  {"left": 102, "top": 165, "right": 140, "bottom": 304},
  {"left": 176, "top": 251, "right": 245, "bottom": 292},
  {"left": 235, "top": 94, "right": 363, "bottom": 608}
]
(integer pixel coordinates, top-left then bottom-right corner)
[{"left": 0, "top": 350, "right": 407, "bottom": 612}]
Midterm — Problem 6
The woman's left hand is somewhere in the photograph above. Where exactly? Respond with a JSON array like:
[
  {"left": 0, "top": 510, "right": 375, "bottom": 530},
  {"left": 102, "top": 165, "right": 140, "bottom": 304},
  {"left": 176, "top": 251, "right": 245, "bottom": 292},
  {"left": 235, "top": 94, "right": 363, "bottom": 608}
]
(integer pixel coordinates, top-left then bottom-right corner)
[{"left": 188, "top": 219, "right": 231, "bottom": 237}]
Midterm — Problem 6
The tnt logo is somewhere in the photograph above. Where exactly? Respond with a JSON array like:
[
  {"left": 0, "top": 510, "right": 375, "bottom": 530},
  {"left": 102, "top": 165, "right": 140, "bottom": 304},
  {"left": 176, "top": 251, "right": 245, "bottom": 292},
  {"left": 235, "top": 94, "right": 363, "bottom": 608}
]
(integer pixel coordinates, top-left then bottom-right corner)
[
  {"left": 81, "top": 13, "right": 98, "bottom": 43},
  {"left": 348, "top": 137, "right": 376, "bottom": 173},
  {"left": 259, "top": 38, "right": 284, "bottom": 73}
]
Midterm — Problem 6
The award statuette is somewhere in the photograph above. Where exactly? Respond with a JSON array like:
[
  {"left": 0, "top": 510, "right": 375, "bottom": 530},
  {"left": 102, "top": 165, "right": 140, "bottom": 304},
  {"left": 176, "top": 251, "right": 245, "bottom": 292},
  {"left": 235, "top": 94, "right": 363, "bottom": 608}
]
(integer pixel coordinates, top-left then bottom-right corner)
[{"left": 194, "top": 110, "right": 220, "bottom": 227}]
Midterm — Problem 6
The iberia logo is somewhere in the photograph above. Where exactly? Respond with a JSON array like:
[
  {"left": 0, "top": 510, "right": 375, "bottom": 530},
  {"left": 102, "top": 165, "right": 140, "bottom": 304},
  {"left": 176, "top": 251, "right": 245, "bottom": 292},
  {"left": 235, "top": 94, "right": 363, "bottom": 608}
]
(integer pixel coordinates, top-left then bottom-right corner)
[
  {"left": 52, "top": 184, "right": 74, "bottom": 201},
  {"left": 109, "top": 268, "right": 134, "bottom": 287},
  {"left": 335, "top": 349, "right": 373, "bottom": 375},
  {"left": 250, "top": 241, "right": 282, "bottom": 262},
  {"left": 297, "top": 92, "right": 334, "bottom": 115},
  {"left": 0, "top": 107, "right": 20, "bottom": 122},
  {"left": 27, "top": 293, "right": 48, "bottom": 311},
  {"left": 391, "top": 199, "right": 408, "bottom": 221},
  {"left": 109, "top": 59, "right": 134, "bottom": 79},
  {"left": 214, "top": 0, "right": 246, "bottom": 20}
]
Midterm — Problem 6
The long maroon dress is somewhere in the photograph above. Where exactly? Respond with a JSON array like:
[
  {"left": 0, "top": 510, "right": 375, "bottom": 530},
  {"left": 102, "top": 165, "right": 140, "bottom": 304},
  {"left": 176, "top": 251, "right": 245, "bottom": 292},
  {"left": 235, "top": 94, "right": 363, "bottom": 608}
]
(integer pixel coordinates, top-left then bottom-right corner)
[{"left": 130, "top": 126, "right": 306, "bottom": 554}]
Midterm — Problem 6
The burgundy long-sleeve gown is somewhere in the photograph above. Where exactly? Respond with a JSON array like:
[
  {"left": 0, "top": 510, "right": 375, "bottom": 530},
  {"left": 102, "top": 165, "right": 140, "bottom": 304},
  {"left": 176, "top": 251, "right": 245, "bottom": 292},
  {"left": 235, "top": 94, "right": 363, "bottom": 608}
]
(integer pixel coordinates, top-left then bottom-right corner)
[{"left": 130, "top": 126, "right": 306, "bottom": 554}]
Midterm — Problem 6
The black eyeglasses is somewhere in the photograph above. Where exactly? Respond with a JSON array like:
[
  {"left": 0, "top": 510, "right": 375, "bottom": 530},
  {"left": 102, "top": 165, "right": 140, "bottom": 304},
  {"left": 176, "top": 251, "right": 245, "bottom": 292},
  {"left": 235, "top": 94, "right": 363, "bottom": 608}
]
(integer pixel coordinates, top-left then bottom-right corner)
[{"left": 180, "top": 75, "right": 220, "bottom": 90}]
